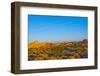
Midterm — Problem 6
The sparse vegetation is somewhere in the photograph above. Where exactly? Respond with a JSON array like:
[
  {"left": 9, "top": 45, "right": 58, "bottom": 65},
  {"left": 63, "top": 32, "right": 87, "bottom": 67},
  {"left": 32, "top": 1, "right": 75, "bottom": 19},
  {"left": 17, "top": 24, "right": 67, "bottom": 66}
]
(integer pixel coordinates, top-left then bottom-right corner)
[{"left": 28, "top": 39, "right": 88, "bottom": 60}]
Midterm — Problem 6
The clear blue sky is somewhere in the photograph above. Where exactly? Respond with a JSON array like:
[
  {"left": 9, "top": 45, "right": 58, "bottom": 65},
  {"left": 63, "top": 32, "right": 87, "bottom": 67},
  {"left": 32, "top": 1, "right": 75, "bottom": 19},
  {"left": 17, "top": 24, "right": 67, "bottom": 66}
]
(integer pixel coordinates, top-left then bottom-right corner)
[{"left": 28, "top": 15, "right": 88, "bottom": 43}]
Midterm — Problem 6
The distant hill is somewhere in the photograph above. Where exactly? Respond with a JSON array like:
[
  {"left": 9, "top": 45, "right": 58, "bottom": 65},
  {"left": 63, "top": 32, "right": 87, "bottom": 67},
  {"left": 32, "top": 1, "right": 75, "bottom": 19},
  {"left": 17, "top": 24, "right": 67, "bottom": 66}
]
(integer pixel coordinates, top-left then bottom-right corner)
[
  {"left": 28, "top": 40, "right": 54, "bottom": 49},
  {"left": 82, "top": 39, "right": 88, "bottom": 43},
  {"left": 29, "top": 39, "right": 88, "bottom": 48}
]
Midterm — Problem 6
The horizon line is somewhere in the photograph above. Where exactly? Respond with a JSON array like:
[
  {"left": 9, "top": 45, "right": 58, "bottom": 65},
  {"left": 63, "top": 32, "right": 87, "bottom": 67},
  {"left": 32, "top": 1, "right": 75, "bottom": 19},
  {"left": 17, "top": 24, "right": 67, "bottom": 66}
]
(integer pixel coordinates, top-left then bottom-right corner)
[{"left": 28, "top": 38, "right": 88, "bottom": 43}]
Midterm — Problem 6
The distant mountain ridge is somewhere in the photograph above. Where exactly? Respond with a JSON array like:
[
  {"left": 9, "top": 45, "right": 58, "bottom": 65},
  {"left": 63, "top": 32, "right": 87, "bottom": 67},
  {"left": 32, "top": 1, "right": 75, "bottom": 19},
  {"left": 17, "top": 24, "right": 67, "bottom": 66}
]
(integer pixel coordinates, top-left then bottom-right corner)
[{"left": 28, "top": 39, "right": 87, "bottom": 49}]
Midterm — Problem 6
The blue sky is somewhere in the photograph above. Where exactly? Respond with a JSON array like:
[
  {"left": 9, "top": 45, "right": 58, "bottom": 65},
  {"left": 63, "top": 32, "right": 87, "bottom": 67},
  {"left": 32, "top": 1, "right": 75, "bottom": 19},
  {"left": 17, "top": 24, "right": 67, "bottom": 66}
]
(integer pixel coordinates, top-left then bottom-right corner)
[{"left": 28, "top": 15, "right": 88, "bottom": 43}]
